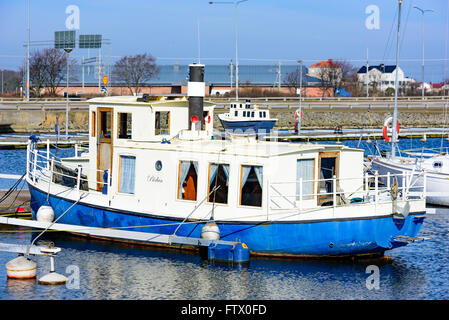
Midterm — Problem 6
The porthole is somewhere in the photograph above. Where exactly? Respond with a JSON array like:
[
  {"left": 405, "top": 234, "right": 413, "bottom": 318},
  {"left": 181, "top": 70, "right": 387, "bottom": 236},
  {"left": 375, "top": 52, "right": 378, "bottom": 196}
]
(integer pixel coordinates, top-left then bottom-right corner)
[
  {"left": 433, "top": 161, "right": 443, "bottom": 168},
  {"left": 155, "top": 160, "right": 163, "bottom": 171}
]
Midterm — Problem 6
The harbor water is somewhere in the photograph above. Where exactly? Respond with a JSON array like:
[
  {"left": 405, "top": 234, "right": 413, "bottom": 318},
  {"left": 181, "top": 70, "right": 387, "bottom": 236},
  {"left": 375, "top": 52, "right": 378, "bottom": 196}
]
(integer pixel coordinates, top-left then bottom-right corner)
[{"left": 0, "top": 136, "right": 448, "bottom": 300}]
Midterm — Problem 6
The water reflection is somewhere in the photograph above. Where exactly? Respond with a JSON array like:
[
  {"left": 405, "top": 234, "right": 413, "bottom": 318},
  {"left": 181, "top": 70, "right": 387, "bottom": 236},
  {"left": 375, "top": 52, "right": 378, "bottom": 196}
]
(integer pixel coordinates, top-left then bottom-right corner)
[{"left": 0, "top": 206, "right": 448, "bottom": 299}]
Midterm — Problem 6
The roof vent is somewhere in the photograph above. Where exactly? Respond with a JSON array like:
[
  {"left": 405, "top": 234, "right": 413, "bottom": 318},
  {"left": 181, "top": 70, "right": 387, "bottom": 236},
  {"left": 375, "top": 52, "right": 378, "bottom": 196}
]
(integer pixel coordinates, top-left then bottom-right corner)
[{"left": 137, "top": 94, "right": 150, "bottom": 102}]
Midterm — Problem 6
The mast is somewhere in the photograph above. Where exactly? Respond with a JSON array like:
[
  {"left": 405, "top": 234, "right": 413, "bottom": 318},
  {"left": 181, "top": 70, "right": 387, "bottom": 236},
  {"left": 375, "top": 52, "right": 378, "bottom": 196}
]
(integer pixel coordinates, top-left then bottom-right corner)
[{"left": 391, "top": 0, "right": 402, "bottom": 158}]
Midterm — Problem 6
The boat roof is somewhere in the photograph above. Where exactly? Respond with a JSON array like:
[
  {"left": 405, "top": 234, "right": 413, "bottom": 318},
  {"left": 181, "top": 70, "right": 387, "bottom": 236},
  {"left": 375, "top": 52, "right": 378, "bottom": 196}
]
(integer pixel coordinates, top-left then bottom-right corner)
[
  {"left": 88, "top": 95, "right": 215, "bottom": 108},
  {"left": 118, "top": 137, "right": 362, "bottom": 157}
]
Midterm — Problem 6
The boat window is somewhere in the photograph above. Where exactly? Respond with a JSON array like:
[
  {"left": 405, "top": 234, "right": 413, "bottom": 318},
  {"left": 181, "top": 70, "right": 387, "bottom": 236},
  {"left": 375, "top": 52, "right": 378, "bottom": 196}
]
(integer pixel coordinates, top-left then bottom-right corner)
[
  {"left": 118, "top": 112, "right": 132, "bottom": 139},
  {"left": 155, "top": 111, "right": 170, "bottom": 135},
  {"left": 318, "top": 155, "right": 338, "bottom": 206},
  {"left": 99, "top": 110, "right": 112, "bottom": 139},
  {"left": 433, "top": 161, "right": 443, "bottom": 168},
  {"left": 119, "top": 155, "right": 136, "bottom": 194},
  {"left": 243, "top": 111, "right": 246, "bottom": 117},
  {"left": 178, "top": 160, "right": 198, "bottom": 201},
  {"left": 91, "top": 111, "right": 96, "bottom": 137},
  {"left": 251, "top": 111, "right": 255, "bottom": 117},
  {"left": 263, "top": 112, "right": 267, "bottom": 118},
  {"left": 240, "top": 165, "right": 263, "bottom": 207},
  {"left": 234, "top": 111, "right": 238, "bottom": 117},
  {"left": 208, "top": 163, "right": 229, "bottom": 204},
  {"left": 296, "top": 159, "right": 315, "bottom": 200}
]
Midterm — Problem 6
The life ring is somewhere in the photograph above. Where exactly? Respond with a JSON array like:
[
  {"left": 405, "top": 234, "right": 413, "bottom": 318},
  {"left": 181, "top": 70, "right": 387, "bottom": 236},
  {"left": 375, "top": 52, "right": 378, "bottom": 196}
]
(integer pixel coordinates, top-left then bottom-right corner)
[
  {"left": 294, "top": 110, "right": 303, "bottom": 120},
  {"left": 382, "top": 116, "right": 399, "bottom": 142}
]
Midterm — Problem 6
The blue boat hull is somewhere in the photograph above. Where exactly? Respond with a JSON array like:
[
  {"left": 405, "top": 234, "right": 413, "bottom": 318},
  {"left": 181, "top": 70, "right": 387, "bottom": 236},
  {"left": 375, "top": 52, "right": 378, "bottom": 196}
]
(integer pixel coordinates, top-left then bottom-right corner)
[
  {"left": 28, "top": 184, "right": 425, "bottom": 257},
  {"left": 219, "top": 118, "right": 276, "bottom": 133}
]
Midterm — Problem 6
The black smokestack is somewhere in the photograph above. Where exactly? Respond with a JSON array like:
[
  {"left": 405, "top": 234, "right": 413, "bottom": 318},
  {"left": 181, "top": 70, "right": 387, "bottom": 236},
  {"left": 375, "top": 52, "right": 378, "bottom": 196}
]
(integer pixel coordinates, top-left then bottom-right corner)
[{"left": 188, "top": 64, "right": 205, "bottom": 131}]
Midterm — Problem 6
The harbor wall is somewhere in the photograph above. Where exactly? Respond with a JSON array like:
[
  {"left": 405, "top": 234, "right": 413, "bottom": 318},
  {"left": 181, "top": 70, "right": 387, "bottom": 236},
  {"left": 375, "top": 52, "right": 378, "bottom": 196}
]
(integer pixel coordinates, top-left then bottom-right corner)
[
  {"left": 215, "top": 108, "right": 449, "bottom": 130},
  {"left": 0, "top": 109, "right": 88, "bottom": 133},
  {"left": 0, "top": 106, "right": 447, "bottom": 133}
]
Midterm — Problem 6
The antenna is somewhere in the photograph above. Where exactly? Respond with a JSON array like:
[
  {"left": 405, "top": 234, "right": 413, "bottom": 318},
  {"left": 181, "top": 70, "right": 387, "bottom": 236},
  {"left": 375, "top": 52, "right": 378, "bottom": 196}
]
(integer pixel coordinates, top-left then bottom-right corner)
[
  {"left": 197, "top": 19, "right": 201, "bottom": 64},
  {"left": 366, "top": 47, "right": 369, "bottom": 98}
]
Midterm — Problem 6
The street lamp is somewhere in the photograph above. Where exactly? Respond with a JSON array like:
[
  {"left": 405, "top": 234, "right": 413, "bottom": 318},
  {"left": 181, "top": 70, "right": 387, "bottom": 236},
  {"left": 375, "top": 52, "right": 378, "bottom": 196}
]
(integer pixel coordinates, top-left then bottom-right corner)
[
  {"left": 64, "top": 48, "right": 72, "bottom": 139},
  {"left": 26, "top": 0, "right": 30, "bottom": 102},
  {"left": 413, "top": 6, "right": 434, "bottom": 101},
  {"left": 209, "top": 0, "right": 248, "bottom": 102},
  {"left": 297, "top": 60, "right": 303, "bottom": 135}
]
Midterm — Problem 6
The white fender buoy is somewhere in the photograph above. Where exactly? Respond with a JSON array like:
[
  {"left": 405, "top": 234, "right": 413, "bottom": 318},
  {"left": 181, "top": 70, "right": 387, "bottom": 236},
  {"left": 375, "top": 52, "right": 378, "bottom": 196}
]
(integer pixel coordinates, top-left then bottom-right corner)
[
  {"left": 38, "top": 256, "right": 68, "bottom": 285},
  {"left": 6, "top": 255, "right": 37, "bottom": 279},
  {"left": 201, "top": 221, "right": 220, "bottom": 241},
  {"left": 38, "top": 272, "right": 68, "bottom": 285},
  {"left": 36, "top": 204, "right": 54, "bottom": 222}
]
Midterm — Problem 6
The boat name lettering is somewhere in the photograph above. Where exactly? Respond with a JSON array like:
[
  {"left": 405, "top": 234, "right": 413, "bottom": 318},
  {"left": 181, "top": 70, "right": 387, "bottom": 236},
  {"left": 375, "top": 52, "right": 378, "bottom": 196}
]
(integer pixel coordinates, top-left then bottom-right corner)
[{"left": 146, "top": 175, "right": 163, "bottom": 183}]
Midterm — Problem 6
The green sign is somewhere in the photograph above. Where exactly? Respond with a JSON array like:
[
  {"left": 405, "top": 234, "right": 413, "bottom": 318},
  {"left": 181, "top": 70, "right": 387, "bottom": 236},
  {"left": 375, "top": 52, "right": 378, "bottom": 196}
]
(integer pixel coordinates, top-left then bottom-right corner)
[
  {"left": 79, "top": 34, "right": 102, "bottom": 49},
  {"left": 54, "top": 31, "right": 76, "bottom": 49}
]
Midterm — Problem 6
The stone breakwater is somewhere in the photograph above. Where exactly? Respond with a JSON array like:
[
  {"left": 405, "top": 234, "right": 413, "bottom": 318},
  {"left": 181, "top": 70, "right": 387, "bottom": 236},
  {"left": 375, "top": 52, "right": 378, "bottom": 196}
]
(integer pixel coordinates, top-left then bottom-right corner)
[
  {"left": 214, "top": 108, "right": 449, "bottom": 130},
  {"left": 0, "top": 109, "right": 88, "bottom": 133},
  {"left": 0, "top": 107, "right": 447, "bottom": 133}
]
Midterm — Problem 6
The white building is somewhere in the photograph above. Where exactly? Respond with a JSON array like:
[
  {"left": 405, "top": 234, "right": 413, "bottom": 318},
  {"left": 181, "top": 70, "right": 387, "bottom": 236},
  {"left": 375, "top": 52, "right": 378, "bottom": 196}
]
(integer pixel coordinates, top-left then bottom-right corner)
[{"left": 357, "top": 64, "right": 415, "bottom": 92}]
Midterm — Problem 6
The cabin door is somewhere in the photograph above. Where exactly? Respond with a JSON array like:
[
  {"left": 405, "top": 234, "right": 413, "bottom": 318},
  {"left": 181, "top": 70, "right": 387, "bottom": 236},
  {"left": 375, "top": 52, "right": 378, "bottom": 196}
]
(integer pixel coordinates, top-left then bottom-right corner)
[
  {"left": 97, "top": 108, "right": 113, "bottom": 191},
  {"left": 317, "top": 152, "right": 339, "bottom": 206}
]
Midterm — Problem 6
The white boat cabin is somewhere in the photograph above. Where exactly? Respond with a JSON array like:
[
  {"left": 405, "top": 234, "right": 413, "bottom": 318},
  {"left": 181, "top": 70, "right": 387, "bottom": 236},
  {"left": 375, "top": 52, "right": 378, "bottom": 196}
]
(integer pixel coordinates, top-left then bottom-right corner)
[
  {"left": 227, "top": 101, "right": 271, "bottom": 120},
  {"left": 48, "top": 95, "right": 379, "bottom": 223}
]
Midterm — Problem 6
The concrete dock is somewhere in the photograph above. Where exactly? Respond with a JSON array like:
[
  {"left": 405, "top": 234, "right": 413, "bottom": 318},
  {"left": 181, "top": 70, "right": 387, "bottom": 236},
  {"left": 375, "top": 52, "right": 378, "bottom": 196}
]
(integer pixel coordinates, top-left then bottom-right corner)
[{"left": 0, "top": 190, "right": 31, "bottom": 216}]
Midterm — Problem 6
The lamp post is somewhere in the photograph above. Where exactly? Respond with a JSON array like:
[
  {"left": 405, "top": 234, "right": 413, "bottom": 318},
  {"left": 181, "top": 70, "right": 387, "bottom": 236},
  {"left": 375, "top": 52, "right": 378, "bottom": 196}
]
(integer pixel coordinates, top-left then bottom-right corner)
[
  {"left": 297, "top": 60, "right": 303, "bottom": 135},
  {"left": 26, "top": 0, "right": 30, "bottom": 102},
  {"left": 209, "top": 0, "right": 248, "bottom": 102},
  {"left": 413, "top": 6, "right": 434, "bottom": 101},
  {"left": 64, "top": 48, "right": 72, "bottom": 139}
]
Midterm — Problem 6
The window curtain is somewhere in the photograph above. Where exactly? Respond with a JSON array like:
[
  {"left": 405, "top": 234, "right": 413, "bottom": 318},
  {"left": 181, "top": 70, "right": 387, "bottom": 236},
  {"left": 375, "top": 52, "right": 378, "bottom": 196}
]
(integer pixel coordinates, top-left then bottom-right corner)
[
  {"left": 192, "top": 161, "right": 198, "bottom": 175},
  {"left": 179, "top": 161, "right": 191, "bottom": 199},
  {"left": 241, "top": 166, "right": 252, "bottom": 188},
  {"left": 209, "top": 163, "right": 219, "bottom": 187},
  {"left": 296, "top": 159, "right": 314, "bottom": 200},
  {"left": 222, "top": 164, "right": 229, "bottom": 186},
  {"left": 119, "top": 156, "right": 136, "bottom": 194},
  {"left": 253, "top": 166, "right": 263, "bottom": 188},
  {"left": 209, "top": 164, "right": 230, "bottom": 189}
]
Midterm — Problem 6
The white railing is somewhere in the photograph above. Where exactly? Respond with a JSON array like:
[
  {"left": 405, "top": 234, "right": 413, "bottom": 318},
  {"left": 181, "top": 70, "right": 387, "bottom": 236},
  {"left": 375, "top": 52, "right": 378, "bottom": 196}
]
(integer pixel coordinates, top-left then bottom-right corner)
[
  {"left": 269, "top": 170, "right": 426, "bottom": 211},
  {"left": 26, "top": 139, "right": 427, "bottom": 213},
  {"left": 27, "top": 141, "right": 110, "bottom": 198}
]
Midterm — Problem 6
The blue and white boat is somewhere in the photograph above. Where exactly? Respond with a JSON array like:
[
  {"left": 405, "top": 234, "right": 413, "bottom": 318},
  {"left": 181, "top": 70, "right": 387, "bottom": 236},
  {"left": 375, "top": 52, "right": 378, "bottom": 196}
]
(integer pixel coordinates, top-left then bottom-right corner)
[
  {"left": 25, "top": 64, "right": 427, "bottom": 259},
  {"left": 218, "top": 100, "right": 277, "bottom": 133}
]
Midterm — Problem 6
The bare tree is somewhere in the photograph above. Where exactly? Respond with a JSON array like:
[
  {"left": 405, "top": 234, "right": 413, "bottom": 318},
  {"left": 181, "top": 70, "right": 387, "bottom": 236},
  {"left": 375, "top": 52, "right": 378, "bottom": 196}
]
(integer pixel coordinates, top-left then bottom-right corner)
[
  {"left": 21, "top": 49, "right": 48, "bottom": 97},
  {"left": 45, "top": 48, "right": 74, "bottom": 96},
  {"left": 20, "top": 48, "right": 76, "bottom": 97},
  {"left": 1, "top": 69, "right": 22, "bottom": 95},
  {"left": 333, "top": 60, "right": 359, "bottom": 96},
  {"left": 317, "top": 65, "right": 342, "bottom": 97},
  {"left": 282, "top": 67, "right": 307, "bottom": 95},
  {"left": 113, "top": 53, "right": 160, "bottom": 95},
  {"left": 334, "top": 60, "right": 357, "bottom": 84}
]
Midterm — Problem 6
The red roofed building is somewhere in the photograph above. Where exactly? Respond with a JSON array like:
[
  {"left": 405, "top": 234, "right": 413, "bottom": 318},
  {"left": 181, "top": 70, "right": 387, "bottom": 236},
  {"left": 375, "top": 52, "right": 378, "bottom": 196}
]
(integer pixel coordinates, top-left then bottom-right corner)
[
  {"left": 309, "top": 59, "right": 339, "bottom": 68},
  {"left": 308, "top": 59, "right": 342, "bottom": 82},
  {"left": 431, "top": 82, "right": 444, "bottom": 89}
]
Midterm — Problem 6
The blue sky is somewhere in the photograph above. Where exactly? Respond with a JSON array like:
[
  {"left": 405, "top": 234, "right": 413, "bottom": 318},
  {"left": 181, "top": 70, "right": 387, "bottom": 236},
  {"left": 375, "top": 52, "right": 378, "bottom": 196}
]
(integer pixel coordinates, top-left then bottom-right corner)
[{"left": 1, "top": 0, "right": 448, "bottom": 81}]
